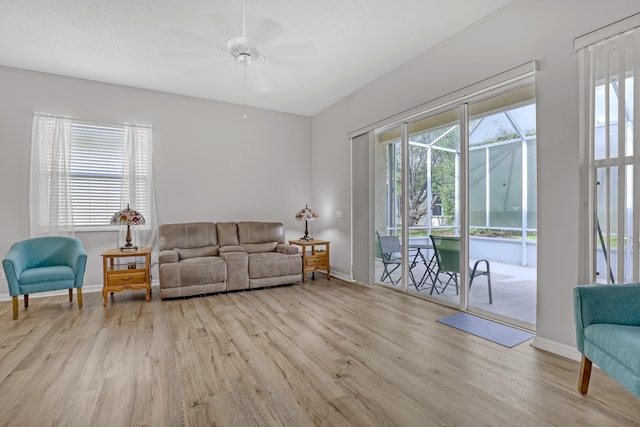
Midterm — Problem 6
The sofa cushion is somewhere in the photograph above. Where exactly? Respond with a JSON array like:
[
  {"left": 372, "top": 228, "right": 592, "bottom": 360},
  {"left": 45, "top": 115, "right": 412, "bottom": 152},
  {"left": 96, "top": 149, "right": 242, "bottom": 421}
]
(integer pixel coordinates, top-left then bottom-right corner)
[
  {"left": 238, "top": 222, "right": 285, "bottom": 244},
  {"left": 243, "top": 242, "right": 277, "bottom": 254},
  {"left": 217, "top": 222, "right": 239, "bottom": 246},
  {"left": 176, "top": 245, "right": 219, "bottom": 260},
  {"left": 158, "top": 222, "right": 217, "bottom": 250},
  {"left": 248, "top": 253, "right": 301, "bottom": 279},
  {"left": 159, "top": 257, "right": 227, "bottom": 289}
]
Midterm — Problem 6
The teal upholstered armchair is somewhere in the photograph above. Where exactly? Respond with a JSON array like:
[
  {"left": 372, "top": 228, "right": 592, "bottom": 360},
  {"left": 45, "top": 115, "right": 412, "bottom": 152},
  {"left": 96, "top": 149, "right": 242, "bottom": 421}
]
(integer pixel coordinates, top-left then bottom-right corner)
[
  {"left": 3, "top": 236, "right": 87, "bottom": 320},
  {"left": 573, "top": 283, "right": 640, "bottom": 398}
]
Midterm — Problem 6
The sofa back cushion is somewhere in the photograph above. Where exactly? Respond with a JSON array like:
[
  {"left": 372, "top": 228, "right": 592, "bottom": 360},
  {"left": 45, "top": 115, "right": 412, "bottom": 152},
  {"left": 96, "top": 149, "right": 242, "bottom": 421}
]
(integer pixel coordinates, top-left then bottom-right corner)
[
  {"left": 217, "top": 222, "right": 239, "bottom": 246},
  {"left": 158, "top": 222, "right": 217, "bottom": 250},
  {"left": 238, "top": 222, "right": 285, "bottom": 245}
]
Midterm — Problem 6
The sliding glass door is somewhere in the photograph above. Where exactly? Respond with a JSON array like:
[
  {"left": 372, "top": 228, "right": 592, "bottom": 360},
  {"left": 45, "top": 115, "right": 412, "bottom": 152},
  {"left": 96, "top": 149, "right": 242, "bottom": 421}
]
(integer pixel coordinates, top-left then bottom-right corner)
[
  {"left": 374, "top": 125, "right": 406, "bottom": 290},
  {"left": 371, "top": 81, "right": 537, "bottom": 330},
  {"left": 467, "top": 87, "right": 537, "bottom": 329},
  {"left": 405, "top": 109, "right": 461, "bottom": 305}
]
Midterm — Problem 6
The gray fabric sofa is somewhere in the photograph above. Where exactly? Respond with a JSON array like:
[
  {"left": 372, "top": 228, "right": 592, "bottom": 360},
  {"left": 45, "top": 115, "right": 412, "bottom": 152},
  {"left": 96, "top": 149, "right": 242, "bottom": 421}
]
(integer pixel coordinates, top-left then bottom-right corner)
[{"left": 158, "top": 221, "right": 302, "bottom": 298}]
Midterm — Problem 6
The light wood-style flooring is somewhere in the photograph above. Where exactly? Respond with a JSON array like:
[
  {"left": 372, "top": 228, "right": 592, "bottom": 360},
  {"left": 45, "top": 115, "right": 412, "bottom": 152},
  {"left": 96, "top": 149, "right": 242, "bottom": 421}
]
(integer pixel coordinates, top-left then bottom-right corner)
[{"left": 0, "top": 277, "right": 639, "bottom": 426}]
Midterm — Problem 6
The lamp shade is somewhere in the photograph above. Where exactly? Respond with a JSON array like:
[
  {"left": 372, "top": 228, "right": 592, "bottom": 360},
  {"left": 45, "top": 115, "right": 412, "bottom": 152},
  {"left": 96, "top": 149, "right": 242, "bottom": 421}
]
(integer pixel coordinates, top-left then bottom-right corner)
[
  {"left": 110, "top": 204, "right": 146, "bottom": 226},
  {"left": 295, "top": 205, "right": 318, "bottom": 222}
]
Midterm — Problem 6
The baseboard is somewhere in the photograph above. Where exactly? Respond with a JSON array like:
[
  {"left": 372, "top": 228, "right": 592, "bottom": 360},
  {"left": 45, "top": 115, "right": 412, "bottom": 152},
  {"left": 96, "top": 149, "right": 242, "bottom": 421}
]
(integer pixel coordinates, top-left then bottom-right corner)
[
  {"left": 531, "top": 336, "right": 581, "bottom": 361},
  {"left": 0, "top": 272, "right": 359, "bottom": 301},
  {"left": 327, "top": 270, "right": 352, "bottom": 283},
  {"left": 0, "top": 281, "right": 160, "bottom": 302},
  {"left": 0, "top": 285, "right": 99, "bottom": 302}
]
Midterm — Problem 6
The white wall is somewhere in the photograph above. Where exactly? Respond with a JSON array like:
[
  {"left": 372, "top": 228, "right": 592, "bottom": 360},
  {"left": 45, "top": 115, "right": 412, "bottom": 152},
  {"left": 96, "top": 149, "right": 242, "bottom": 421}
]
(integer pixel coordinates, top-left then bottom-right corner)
[
  {"left": 311, "top": 0, "right": 640, "bottom": 354},
  {"left": 0, "top": 65, "right": 312, "bottom": 292},
  {"left": 310, "top": 101, "right": 351, "bottom": 277}
]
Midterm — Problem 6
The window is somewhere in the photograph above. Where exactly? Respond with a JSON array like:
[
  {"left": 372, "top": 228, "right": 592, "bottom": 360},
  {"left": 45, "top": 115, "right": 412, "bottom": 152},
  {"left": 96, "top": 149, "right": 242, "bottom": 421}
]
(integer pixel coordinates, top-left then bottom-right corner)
[
  {"left": 31, "top": 114, "right": 155, "bottom": 235},
  {"left": 69, "top": 123, "right": 151, "bottom": 227},
  {"left": 577, "top": 17, "right": 640, "bottom": 284}
]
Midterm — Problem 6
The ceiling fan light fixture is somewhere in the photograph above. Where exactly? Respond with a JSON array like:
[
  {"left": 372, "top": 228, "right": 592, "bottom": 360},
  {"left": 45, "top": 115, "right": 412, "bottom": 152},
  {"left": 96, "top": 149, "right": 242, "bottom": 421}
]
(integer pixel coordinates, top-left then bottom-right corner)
[{"left": 227, "top": 36, "right": 267, "bottom": 66}]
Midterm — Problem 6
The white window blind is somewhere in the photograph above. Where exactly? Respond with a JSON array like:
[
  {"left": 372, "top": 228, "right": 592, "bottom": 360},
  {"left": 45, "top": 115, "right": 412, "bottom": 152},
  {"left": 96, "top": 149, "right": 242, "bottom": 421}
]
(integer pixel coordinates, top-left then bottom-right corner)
[
  {"left": 577, "top": 17, "right": 640, "bottom": 284},
  {"left": 70, "top": 123, "right": 126, "bottom": 226}
]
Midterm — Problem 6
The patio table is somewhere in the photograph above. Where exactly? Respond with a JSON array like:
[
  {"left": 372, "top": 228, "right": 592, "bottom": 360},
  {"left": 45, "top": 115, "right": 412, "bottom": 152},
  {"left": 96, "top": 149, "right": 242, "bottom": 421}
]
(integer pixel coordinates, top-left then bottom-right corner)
[{"left": 408, "top": 243, "right": 436, "bottom": 290}]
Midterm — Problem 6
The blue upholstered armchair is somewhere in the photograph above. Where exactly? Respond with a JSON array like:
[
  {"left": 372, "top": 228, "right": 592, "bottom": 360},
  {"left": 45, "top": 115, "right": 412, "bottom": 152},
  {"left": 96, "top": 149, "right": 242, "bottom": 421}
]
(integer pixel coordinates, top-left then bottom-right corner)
[
  {"left": 573, "top": 284, "right": 640, "bottom": 398},
  {"left": 2, "top": 236, "right": 87, "bottom": 320}
]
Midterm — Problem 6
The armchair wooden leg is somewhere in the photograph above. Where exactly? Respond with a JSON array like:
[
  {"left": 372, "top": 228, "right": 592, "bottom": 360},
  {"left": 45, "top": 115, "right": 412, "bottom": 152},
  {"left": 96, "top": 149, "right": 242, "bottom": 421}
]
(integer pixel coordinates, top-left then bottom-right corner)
[
  {"left": 579, "top": 355, "right": 592, "bottom": 395},
  {"left": 77, "top": 288, "right": 83, "bottom": 309},
  {"left": 12, "top": 296, "right": 18, "bottom": 320},
  {"left": 24, "top": 294, "right": 29, "bottom": 308},
  {"left": 69, "top": 288, "right": 73, "bottom": 302}
]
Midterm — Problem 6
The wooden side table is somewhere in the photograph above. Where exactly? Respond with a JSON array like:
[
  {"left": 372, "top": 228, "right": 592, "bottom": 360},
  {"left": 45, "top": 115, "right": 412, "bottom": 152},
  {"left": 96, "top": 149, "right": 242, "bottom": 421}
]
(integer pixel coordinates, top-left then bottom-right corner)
[
  {"left": 288, "top": 239, "right": 330, "bottom": 282},
  {"left": 101, "top": 247, "right": 152, "bottom": 307}
]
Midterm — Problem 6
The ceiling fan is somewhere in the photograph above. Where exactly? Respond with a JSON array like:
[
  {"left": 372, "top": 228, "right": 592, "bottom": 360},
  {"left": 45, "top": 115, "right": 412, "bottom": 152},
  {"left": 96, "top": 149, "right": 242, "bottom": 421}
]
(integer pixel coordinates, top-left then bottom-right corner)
[
  {"left": 162, "top": 0, "right": 316, "bottom": 117},
  {"left": 227, "top": 0, "right": 265, "bottom": 118},
  {"left": 225, "top": 0, "right": 267, "bottom": 69}
]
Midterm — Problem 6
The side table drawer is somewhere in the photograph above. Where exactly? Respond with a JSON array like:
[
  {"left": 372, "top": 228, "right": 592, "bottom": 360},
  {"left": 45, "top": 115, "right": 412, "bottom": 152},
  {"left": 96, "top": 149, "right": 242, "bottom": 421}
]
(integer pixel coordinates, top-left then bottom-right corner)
[
  {"left": 108, "top": 271, "right": 146, "bottom": 286},
  {"left": 306, "top": 256, "right": 327, "bottom": 267}
]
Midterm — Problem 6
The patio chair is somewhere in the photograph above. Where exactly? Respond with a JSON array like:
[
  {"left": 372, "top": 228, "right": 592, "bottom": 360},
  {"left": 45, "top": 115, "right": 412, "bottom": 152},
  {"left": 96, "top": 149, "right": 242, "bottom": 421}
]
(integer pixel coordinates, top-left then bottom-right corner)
[
  {"left": 376, "top": 232, "right": 421, "bottom": 289},
  {"left": 376, "top": 231, "right": 402, "bottom": 285},
  {"left": 429, "top": 235, "right": 492, "bottom": 303}
]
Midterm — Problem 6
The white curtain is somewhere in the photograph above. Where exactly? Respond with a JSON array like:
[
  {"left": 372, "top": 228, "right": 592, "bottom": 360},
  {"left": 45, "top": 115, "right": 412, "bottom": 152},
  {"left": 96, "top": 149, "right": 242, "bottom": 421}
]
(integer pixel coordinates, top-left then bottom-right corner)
[
  {"left": 121, "top": 124, "right": 159, "bottom": 263},
  {"left": 30, "top": 114, "right": 75, "bottom": 237}
]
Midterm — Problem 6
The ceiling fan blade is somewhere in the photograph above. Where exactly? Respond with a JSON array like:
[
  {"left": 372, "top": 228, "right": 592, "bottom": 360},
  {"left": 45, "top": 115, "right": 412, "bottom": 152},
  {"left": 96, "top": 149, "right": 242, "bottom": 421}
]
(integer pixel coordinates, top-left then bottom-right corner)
[
  {"left": 160, "top": 48, "right": 222, "bottom": 57},
  {"left": 264, "top": 56, "right": 304, "bottom": 70},
  {"left": 159, "top": 48, "right": 231, "bottom": 65},
  {"left": 248, "top": 17, "right": 284, "bottom": 46},
  {"left": 247, "top": 70, "right": 273, "bottom": 94},
  {"left": 201, "top": 11, "right": 241, "bottom": 41},
  {"left": 265, "top": 41, "right": 318, "bottom": 58},
  {"left": 162, "top": 25, "right": 223, "bottom": 50}
]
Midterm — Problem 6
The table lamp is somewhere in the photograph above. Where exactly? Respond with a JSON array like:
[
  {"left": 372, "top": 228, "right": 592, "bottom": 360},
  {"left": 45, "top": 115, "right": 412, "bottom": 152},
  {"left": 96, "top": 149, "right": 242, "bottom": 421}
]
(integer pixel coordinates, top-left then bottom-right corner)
[
  {"left": 110, "top": 203, "right": 146, "bottom": 250},
  {"left": 295, "top": 204, "right": 318, "bottom": 241}
]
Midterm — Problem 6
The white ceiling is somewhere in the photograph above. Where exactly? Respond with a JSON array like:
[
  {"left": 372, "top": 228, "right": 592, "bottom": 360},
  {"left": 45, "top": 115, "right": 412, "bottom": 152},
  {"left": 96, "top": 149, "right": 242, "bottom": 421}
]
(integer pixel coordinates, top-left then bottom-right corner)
[{"left": 0, "top": 0, "right": 511, "bottom": 116}]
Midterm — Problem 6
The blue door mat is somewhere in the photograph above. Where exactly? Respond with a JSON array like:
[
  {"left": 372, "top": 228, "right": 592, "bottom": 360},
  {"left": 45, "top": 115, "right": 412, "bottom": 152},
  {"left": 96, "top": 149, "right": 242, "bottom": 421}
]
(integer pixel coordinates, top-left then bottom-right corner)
[{"left": 437, "top": 312, "right": 535, "bottom": 348}]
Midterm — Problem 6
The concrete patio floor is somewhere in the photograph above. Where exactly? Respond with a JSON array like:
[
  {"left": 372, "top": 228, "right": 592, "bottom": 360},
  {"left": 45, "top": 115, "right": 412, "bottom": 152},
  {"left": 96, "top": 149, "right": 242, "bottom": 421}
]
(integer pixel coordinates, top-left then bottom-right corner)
[{"left": 375, "top": 259, "right": 537, "bottom": 326}]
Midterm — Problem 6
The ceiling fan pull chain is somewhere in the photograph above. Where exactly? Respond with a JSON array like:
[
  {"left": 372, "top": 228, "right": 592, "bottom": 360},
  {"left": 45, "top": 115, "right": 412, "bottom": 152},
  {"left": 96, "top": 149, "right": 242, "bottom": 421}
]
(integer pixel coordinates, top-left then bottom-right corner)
[{"left": 243, "top": 62, "right": 248, "bottom": 119}]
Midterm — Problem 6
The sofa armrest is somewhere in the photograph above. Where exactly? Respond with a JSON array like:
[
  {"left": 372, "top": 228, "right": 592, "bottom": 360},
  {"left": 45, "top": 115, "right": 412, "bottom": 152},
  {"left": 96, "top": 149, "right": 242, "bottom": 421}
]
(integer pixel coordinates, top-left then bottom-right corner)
[
  {"left": 219, "top": 246, "right": 246, "bottom": 254},
  {"left": 2, "top": 248, "right": 23, "bottom": 296},
  {"left": 276, "top": 243, "right": 299, "bottom": 255},
  {"left": 574, "top": 283, "right": 640, "bottom": 352},
  {"left": 72, "top": 250, "right": 88, "bottom": 287},
  {"left": 159, "top": 249, "right": 179, "bottom": 264},
  {"left": 65, "top": 239, "right": 87, "bottom": 287}
]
